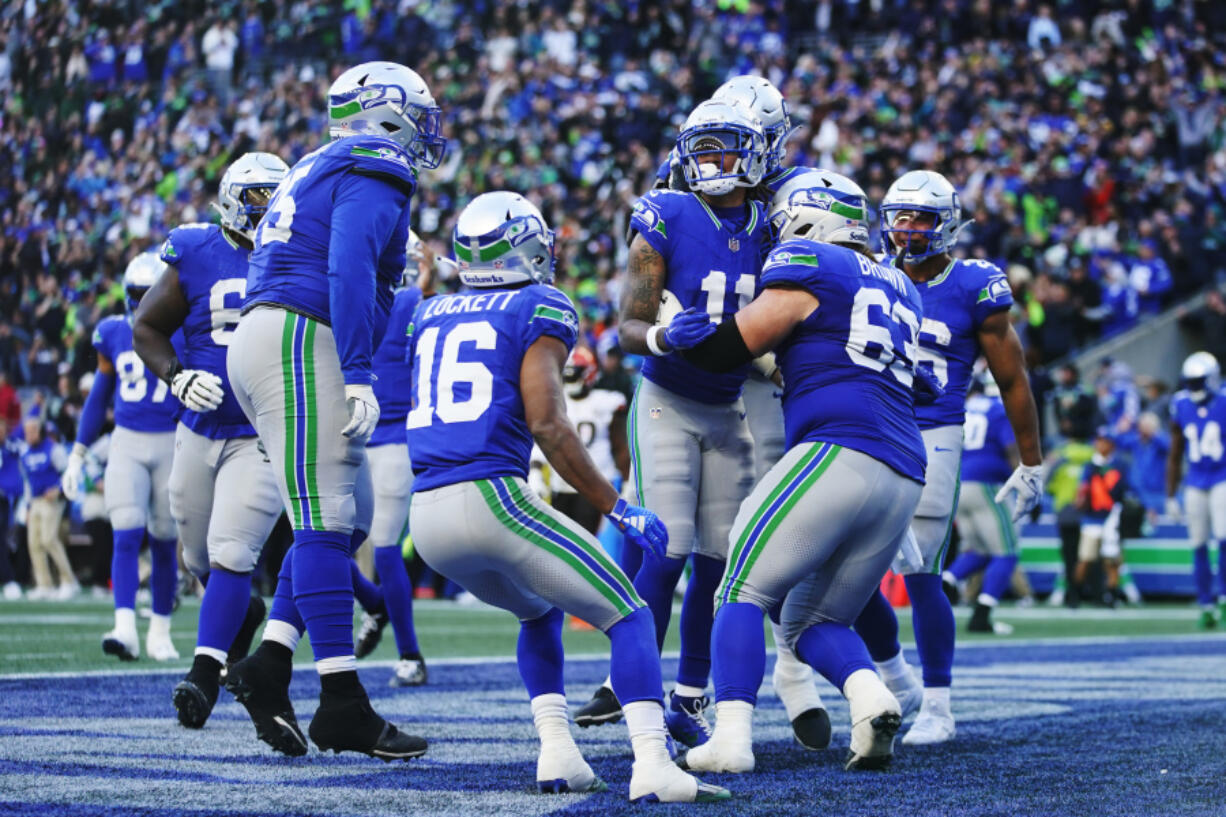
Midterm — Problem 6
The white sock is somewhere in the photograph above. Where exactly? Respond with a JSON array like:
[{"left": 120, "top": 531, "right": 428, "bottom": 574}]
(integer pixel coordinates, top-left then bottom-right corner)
[
  {"left": 921, "top": 686, "right": 951, "bottom": 715},
  {"left": 710, "top": 700, "right": 753, "bottom": 744},
  {"left": 976, "top": 593, "right": 999, "bottom": 607},
  {"left": 531, "top": 693, "right": 578, "bottom": 751},
  {"left": 147, "top": 613, "right": 172, "bottom": 639},
  {"left": 316, "top": 655, "right": 357, "bottom": 675},
  {"left": 673, "top": 683, "right": 705, "bottom": 699},
  {"left": 842, "top": 669, "right": 885, "bottom": 723},
  {"left": 600, "top": 675, "right": 613, "bottom": 693},
  {"left": 195, "top": 646, "right": 228, "bottom": 664},
  {"left": 875, "top": 652, "right": 910, "bottom": 682},
  {"left": 114, "top": 607, "right": 137, "bottom": 634},
  {"left": 262, "top": 619, "right": 301, "bottom": 652},
  {"left": 623, "top": 700, "right": 671, "bottom": 766}
]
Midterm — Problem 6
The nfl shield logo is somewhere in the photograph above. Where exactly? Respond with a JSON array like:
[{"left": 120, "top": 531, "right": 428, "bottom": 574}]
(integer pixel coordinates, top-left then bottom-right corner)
[
  {"left": 728, "top": 238, "right": 740, "bottom": 252},
  {"left": 649, "top": 407, "right": 662, "bottom": 419}
]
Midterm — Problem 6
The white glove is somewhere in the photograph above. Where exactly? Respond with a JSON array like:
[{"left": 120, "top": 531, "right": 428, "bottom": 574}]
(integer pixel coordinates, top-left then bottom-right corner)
[
  {"left": 171, "top": 369, "right": 225, "bottom": 413},
  {"left": 61, "top": 442, "right": 88, "bottom": 501},
  {"left": 341, "top": 383, "right": 380, "bottom": 441},
  {"left": 995, "top": 463, "right": 1045, "bottom": 524},
  {"left": 1165, "top": 496, "right": 1182, "bottom": 521}
]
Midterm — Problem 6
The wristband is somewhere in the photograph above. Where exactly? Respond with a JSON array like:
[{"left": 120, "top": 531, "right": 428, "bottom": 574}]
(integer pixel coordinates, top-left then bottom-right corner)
[{"left": 646, "top": 325, "right": 669, "bottom": 356}]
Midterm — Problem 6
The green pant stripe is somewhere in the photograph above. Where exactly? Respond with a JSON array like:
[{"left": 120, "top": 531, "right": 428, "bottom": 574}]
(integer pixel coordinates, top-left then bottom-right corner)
[
  {"left": 984, "top": 482, "right": 1017, "bottom": 555},
  {"left": 722, "top": 443, "right": 826, "bottom": 599},
  {"left": 628, "top": 381, "right": 644, "bottom": 504},
  {"left": 302, "top": 319, "right": 320, "bottom": 530},
  {"left": 724, "top": 445, "right": 840, "bottom": 604},
  {"left": 280, "top": 314, "right": 301, "bottom": 528},
  {"left": 475, "top": 480, "right": 633, "bottom": 617},
  {"left": 502, "top": 478, "right": 643, "bottom": 606},
  {"left": 930, "top": 464, "right": 962, "bottom": 573}
]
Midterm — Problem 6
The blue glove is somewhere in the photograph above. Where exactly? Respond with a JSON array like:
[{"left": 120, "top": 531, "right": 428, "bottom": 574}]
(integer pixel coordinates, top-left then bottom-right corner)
[
  {"left": 663, "top": 307, "right": 717, "bottom": 351},
  {"left": 913, "top": 366, "right": 945, "bottom": 406},
  {"left": 607, "top": 498, "right": 669, "bottom": 558}
]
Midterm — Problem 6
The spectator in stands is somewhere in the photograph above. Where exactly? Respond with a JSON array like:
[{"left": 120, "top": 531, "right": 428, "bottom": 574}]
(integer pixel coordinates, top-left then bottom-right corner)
[
  {"left": 1073, "top": 430, "right": 1130, "bottom": 608},
  {"left": 1053, "top": 364, "right": 1100, "bottom": 443},
  {"left": 1115, "top": 412, "right": 1170, "bottom": 518}
]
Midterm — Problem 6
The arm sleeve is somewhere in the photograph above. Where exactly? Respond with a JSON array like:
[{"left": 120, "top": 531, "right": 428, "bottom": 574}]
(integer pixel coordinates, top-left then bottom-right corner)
[
  {"left": 328, "top": 172, "right": 410, "bottom": 385},
  {"left": 77, "top": 369, "right": 115, "bottom": 447},
  {"left": 681, "top": 317, "right": 754, "bottom": 373}
]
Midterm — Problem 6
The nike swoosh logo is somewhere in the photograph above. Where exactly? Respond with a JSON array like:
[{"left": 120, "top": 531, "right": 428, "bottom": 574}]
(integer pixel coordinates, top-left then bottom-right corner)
[{"left": 933, "top": 446, "right": 954, "bottom": 452}]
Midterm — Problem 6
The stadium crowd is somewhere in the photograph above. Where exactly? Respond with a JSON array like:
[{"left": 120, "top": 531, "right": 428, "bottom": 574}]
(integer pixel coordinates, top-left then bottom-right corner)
[{"left": 0, "top": 0, "right": 1224, "bottom": 600}]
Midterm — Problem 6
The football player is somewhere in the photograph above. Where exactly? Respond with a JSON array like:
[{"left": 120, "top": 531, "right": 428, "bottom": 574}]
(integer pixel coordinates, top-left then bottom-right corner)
[
  {"left": 677, "top": 171, "right": 927, "bottom": 773},
  {"left": 352, "top": 231, "right": 429, "bottom": 687},
  {"left": 578, "top": 99, "right": 769, "bottom": 748},
  {"left": 1166, "top": 352, "right": 1226, "bottom": 628},
  {"left": 944, "top": 371, "right": 1020, "bottom": 635},
  {"left": 131, "top": 152, "right": 289, "bottom": 728},
  {"left": 853, "top": 170, "right": 1043, "bottom": 746},
  {"left": 407, "top": 191, "right": 728, "bottom": 803},
  {"left": 225, "top": 61, "right": 444, "bottom": 761},
  {"left": 63, "top": 251, "right": 182, "bottom": 662}
]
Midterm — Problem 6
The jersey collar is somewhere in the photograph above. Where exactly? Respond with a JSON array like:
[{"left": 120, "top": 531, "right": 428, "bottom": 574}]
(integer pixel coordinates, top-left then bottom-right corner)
[
  {"left": 694, "top": 195, "right": 759, "bottom": 236},
  {"left": 924, "top": 259, "right": 956, "bottom": 288}
]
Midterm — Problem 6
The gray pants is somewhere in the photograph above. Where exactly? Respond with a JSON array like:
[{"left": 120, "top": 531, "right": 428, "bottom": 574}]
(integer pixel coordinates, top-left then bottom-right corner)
[
  {"left": 954, "top": 481, "right": 1017, "bottom": 558},
  {"left": 367, "top": 442, "right": 412, "bottom": 548},
  {"left": 410, "top": 476, "right": 645, "bottom": 631},
  {"left": 715, "top": 442, "right": 922, "bottom": 649},
  {"left": 628, "top": 378, "right": 755, "bottom": 559},
  {"left": 169, "top": 423, "right": 284, "bottom": 577},
  {"left": 742, "top": 373, "right": 785, "bottom": 483},
  {"left": 228, "top": 306, "right": 372, "bottom": 535},
  {"left": 905, "top": 424, "right": 963, "bottom": 574},
  {"left": 104, "top": 426, "right": 177, "bottom": 538},
  {"left": 1184, "top": 482, "right": 1226, "bottom": 545}
]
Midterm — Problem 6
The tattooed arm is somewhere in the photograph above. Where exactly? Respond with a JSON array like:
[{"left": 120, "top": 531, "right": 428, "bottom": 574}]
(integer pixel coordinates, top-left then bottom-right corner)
[{"left": 618, "top": 232, "right": 667, "bottom": 355}]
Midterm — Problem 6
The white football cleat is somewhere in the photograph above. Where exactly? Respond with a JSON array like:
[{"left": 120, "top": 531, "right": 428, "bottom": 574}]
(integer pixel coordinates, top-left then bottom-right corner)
[
  {"left": 678, "top": 737, "right": 755, "bottom": 774},
  {"left": 629, "top": 761, "right": 730, "bottom": 803},
  {"left": 536, "top": 746, "right": 606, "bottom": 794},
  {"left": 146, "top": 617, "right": 180, "bottom": 662},
  {"left": 902, "top": 707, "right": 956, "bottom": 746},
  {"left": 102, "top": 627, "right": 140, "bottom": 661},
  {"left": 880, "top": 663, "right": 923, "bottom": 720},
  {"left": 2, "top": 582, "right": 21, "bottom": 601},
  {"left": 844, "top": 670, "right": 901, "bottom": 771}
]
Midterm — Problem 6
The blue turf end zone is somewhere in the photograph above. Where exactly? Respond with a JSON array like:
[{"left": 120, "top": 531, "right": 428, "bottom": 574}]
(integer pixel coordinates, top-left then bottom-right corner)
[{"left": 0, "top": 636, "right": 1222, "bottom": 817}]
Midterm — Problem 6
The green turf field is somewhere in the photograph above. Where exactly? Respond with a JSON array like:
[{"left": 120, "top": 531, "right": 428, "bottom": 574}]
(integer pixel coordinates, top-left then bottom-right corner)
[{"left": 0, "top": 595, "right": 1217, "bottom": 676}]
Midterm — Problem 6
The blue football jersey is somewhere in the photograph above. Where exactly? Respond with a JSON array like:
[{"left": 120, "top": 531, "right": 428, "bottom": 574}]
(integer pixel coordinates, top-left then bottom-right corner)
[
  {"left": 93, "top": 315, "right": 180, "bottom": 433},
  {"left": 406, "top": 285, "right": 579, "bottom": 492},
  {"left": 245, "top": 135, "right": 415, "bottom": 384},
  {"left": 368, "top": 286, "right": 422, "bottom": 448},
  {"left": 961, "top": 394, "right": 1015, "bottom": 484},
  {"left": 159, "top": 222, "right": 255, "bottom": 440},
  {"left": 631, "top": 189, "right": 768, "bottom": 404},
  {"left": 1170, "top": 389, "right": 1226, "bottom": 489},
  {"left": 912, "top": 258, "right": 1013, "bottom": 429},
  {"left": 761, "top": 239, "right": 926, "bottom": 483}
]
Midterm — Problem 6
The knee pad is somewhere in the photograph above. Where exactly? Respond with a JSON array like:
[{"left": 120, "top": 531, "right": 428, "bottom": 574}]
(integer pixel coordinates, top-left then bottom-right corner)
[
  {"left": 109, "top": 506, "right": 147, "bottom": 533},
  {"left": 182, "top": 540, "right": 210, "bottom": 580},
  {"left": 209, "top": 537, "right": 261, "bottom": 574}
]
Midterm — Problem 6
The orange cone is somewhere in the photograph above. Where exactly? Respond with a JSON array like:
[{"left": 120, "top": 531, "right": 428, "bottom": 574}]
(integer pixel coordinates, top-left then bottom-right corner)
[{"left": 881, "top": 570, "right": 910, "bottom": 608}]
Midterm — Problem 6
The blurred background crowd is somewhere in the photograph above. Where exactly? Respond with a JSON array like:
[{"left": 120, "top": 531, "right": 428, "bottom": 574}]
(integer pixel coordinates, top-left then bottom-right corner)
[{"left": 0, "top": 0, "right": 1223, "bottom": 597}]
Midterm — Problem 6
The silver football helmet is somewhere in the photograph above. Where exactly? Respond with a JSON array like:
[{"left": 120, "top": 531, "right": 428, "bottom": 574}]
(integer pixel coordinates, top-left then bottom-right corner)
[
  {"left": 1181, "top": 351, "right": 1221, "bottom": 401},
  {"left": 123, "top": 251, "right": 167, "bottom": 312},
  {"left": 676, "top": 99, "right": 767, "bottom": 197},
  {"left": 215, "top": 152, "right": 289, "bottom": 241},
  {"left": 712, "top": 75, "right": 794, "bottom": 173},
  {"left": 328, "top": 61, "right": 447, "bottom": 169},
  {"left": 769, "top": 169, "right": 870, "bottom": 248},
  {"left": 879, "top": 169, "right": 967, "bottom": 263},
  {"left": 453, "top": 191, "right": 556, "bottom": 288}
]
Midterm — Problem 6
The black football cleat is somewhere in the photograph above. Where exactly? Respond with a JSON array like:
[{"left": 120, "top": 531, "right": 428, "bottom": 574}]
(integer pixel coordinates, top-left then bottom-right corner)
[
  {"left": 791, "top": 707, "right": 833, "bottom": 751},
  {"left": 226, "top": 596, "right": 268, "bottom": 666},
  {"left": 173, "top": 657, "right": 223, "bottom": 729},
  {"left": 308, "top": 691, "right": 427, "bottom": 761},
  {"left": 224, "top": 648, "right": 308, "bottom": 757},
  {"left": 354, "top": 609, "right": 390, "bottom": 659},
  {"left": 574, "top": 685, "right": 623, "bottom": 727}
]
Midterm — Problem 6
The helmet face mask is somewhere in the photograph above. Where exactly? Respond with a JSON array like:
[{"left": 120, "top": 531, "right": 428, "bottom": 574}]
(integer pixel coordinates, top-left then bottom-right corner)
[
  {"left": 453, "top": 191, "right": 556, "bottom": 288},
  {"left": 1182, "top": 351, "right": 1221, "bottom": 401},
  {"left": 768, "top": 169, "right": 870, "bottom": 248},
  {"left": 712, "top": 76, "right": 794, "bottom": 174},
  {"left": 328, "top": 61, "right": 447, "bottom": 170},
  {"left": 216, "top": 152, "right": 289, "bottom": 241},
  {"left": 677, "top": 100, "right": 767, "bottom": 197},
  {"left": 880, "top": 169, "right": 964, "bottom": 263}
]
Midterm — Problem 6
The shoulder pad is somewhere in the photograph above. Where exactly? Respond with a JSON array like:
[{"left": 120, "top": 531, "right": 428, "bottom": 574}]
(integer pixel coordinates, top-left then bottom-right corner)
[
  {"left": 160, "top": 223, "right": 215, "bottom": 265},
  {"left": 340, "top": 135, "right": 418, "bottom": 192}
]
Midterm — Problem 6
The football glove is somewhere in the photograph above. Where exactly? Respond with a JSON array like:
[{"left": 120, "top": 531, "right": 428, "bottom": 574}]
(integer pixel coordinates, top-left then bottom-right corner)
[
  {"left": 663, "top": 307, "right": 717, "bottom": 351},
  {"left": 995, "top": 463, "right": 1045, "bottom": 524},
  {"left": 607, "top": 497, "right": 668, "bottom": 558},
  {"left": 171, "top": 369, "right": 225, "bottom": 413},
  {"left": 61, "top": 442, "right": 88, "bottom": 501},
  {"left": 913, "top": 366, "right": 944, "bottom": 406},
  {"left": 341, "top": 384, "right": 380, "bottom": 441}
]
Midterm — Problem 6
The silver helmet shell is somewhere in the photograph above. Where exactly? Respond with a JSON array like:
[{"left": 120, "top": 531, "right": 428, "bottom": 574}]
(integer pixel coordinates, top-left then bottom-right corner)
[
  {"left": 453, "top": 191, "right": 556, "bottom": 288},
  {"left": 328, "top": 61, "right": 446, "bottom": 169},
  {"left": 880, "top": 169, "right": 966, "bottom": 263},
  {"left": 123, "top": 251, "right": 168, "bottom": 312},
  {"left": 768, "top": 169, "right": 870, "bottom": 248},
  {"left": 712, "top": 75, "right": 794, "bottom": 173},
  {"left": 1181, "top": 351, "right": 1221, "bottom": 401},
  {"left": 216, "top": 152, "right": 289, "bottom": 241},
  {"left": 676, "top": 99, "right": 767, "bottom": 197}
]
